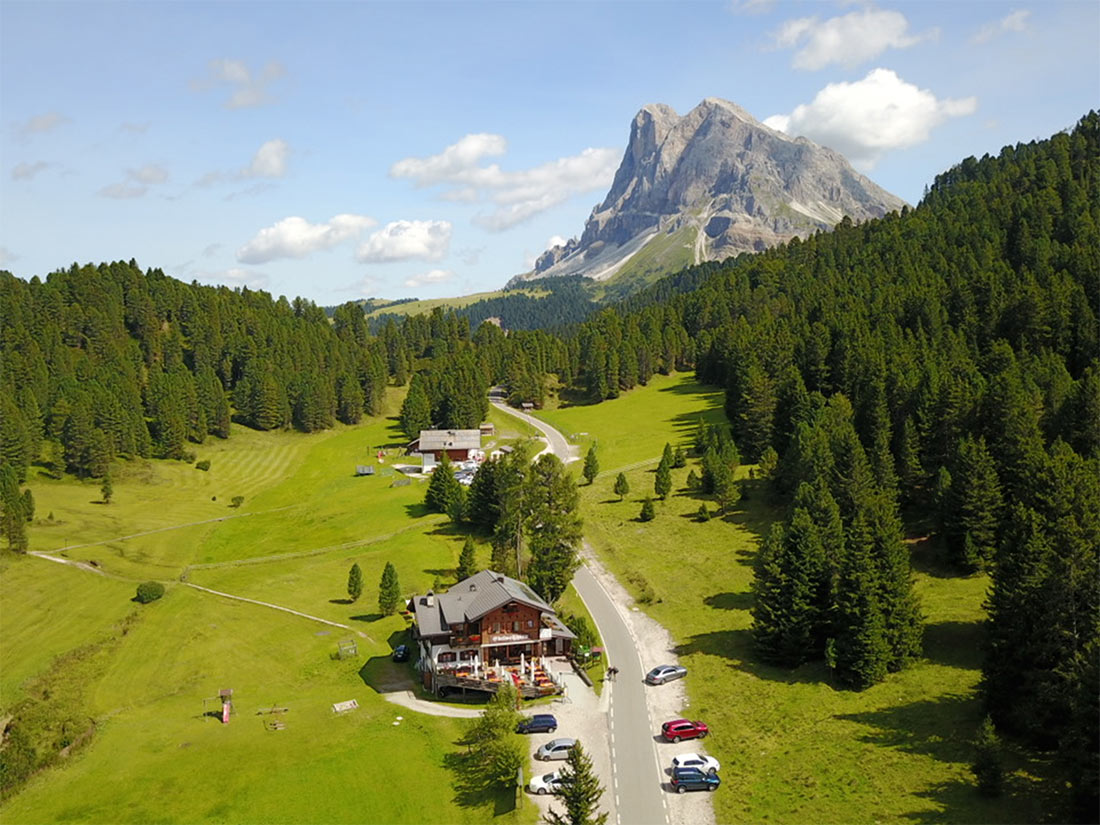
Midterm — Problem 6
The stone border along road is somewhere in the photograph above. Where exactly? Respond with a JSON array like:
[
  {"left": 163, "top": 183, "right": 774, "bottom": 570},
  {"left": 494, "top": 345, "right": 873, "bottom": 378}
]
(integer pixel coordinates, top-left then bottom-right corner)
[{"left": 492, "top": 397, "right": 717, "bottom": 825}]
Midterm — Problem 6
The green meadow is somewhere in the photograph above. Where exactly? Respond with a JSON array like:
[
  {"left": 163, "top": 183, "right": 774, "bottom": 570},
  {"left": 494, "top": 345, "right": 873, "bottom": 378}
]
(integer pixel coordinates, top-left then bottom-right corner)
[
  {"left": 0, "top": 390, "right": 540, "bottom": 824},
  {"left": 535, "top": 372, "right": 1056, "bottom": 825}
]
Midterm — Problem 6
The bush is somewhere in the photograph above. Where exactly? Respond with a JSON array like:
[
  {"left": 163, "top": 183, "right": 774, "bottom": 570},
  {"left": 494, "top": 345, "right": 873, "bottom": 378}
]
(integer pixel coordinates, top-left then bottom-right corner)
[
  {"left": 625, "top": 569, "right": 656, "bottom": 604},
  {"left": 135, "top": 581, "right": 165, "bottom": 604},
  {"left": 562, "top": 614, "right": 599, "bottom": 649},
  {"left": 696, "top": 503, "right": 711, "bottom": 522},
  {"left": 195, "top": 460, "right": 211, "bottom": 471},
  {"left": 230, "top": 495, "right": 244, "bottom": 508}
]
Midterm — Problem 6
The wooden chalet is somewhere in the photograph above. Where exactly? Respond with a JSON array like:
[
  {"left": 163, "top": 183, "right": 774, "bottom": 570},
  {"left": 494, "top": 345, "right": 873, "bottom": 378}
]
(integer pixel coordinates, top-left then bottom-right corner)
[
  {"left": 408, "top": 570, "right": 575, "bottom": 697},
  {"left": 408, "top": 429, "right": 482, "bottom": 462}
]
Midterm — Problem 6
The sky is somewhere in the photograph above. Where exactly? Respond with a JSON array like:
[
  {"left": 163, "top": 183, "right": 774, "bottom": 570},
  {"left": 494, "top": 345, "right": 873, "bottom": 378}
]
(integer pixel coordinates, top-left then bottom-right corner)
[{"left": 2, "top": 1, "right": 1097, "bottom": 307}]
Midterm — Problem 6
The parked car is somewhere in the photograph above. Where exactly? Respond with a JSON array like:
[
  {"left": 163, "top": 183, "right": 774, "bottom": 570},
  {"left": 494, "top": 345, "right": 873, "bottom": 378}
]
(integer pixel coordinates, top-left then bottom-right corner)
[
  {"left": 670, "top": 766, "right": 720, "bottom": 793},
  {"left": 661, "top": 719, "right": 709, "bottom": 743},
  {"left": 671, "top": 752, "right": 720, "bottom": 775},
  {"left": 517, "top": 713, "right": 558, "bottom": 734},
  {"left": 645, "top": 664, "right": 687, "bottom": 685},
  {"left": 392, "top": 644, "right": 409, "bottom": 662},
  {"left": 528, "top": 770, "right": 564, "bottom": 795},
  {"left": 535, "top": 738, "right": 576, "bottom": 761}
]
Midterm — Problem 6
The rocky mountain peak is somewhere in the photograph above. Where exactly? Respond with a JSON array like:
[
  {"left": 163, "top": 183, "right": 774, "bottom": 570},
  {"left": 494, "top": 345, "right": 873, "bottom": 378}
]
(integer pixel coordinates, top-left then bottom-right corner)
[{"left": 514, "top": 97, "right": 907, "bottom": 289}]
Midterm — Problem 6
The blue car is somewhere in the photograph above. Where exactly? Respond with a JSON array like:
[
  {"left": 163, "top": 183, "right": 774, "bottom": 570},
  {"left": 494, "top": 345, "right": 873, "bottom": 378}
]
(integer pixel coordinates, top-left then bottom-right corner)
[
  {"left": 517, "top": 713, "right": 558, "bottom": 734},
  {"left": 670, "top": 766, "right": 720, "bottom": 794}
]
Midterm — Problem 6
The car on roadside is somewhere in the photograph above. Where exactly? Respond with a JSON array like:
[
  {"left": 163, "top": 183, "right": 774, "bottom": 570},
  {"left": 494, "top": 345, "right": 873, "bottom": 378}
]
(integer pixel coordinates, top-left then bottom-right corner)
[
  {"left": 535, "top": 738, "right": 576, "bottom": 761},
  {"left": 645, "top": 664, "right": 687, "bottom": 685},
  {"left": 392, "top": 644, "right": 409, "bottom": 662},
  {"left": 670, "top": 766, "right": 720, "bottom": 793},
  {"left": 528, "top": 770, "right": 564, "bottom": 795},
  {"left": 661, "top": 719, "right": 709, "bottom": 743},
  {"left": 517, "top": 713, "right": 558, "bottom": 734},
  {"left": 671, "top": 752, "right": 720, "bottom": 775}
]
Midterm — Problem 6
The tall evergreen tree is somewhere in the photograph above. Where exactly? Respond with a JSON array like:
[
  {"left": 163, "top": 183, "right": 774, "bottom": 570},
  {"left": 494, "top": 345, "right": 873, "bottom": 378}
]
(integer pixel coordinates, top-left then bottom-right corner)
[
  {"left": 525, "top": 454, "right": 583, "bottom": 604},
  {"left": 654, "top": 455, "right": 672, "bottom": 500},
  {"left": 544, "top": 740, "right": 609, "bottom": 825},
  {"left": 582, "top": 444, "right": 599, "bottom": 485},
  {"left": 378, "top": 562, "right": 401, "bottom": 616},
  {"left": 457, "top": 536, "right": 478, "bottom": 581},
  {"left": 613, "top": 472, "right": 629, "bottom": 501},
  {"left": 944, "top": 435, "right": 1004, "bottom": 572},
  {"left": 829, "top": 513, "right": 889, "bottom": 689},
  {"left": 347, "top": 562, "right": 363, "bottom": 602},
  {"left": 424, "top": 454, "right": 462, "bottom": 515}
]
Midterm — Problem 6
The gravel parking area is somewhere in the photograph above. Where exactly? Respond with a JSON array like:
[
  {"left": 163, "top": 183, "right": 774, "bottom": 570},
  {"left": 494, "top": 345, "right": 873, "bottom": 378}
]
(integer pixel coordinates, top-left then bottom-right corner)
[{"left": 581, "top": 549, "right": 718, "bottom": 825}]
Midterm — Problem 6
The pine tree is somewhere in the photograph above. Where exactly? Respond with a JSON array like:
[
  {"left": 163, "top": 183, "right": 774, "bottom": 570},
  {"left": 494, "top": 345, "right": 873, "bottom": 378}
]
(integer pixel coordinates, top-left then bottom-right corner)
[
  {"left": 525, "top": 454, "right": 583, "bottom": 604},
  {"left": 829, "top": 513, "right": 889, "bottom": 689},
  {"left": 613, "top": 472, "right": 629, "bottom": 501},
  {"left": 492, "top": 444, "right": 530, "bottom": 578},
  {"left": 752, "top": 510, "right": 826, "bottom": 666},
  {"left": 465, "top": 458, "right": 500, "bottom": 531},
  {"left": 654, "top": 455, "right": 672, "bottom": 500},
  {"left": 582, "top": 444, "right": 599, "bottom": 485},
  {"left": 100, "top": 472, "right": 113, "bottom": 504},
  {"left": 424, "top": 454, "right": 462, "bottom": 514},
  {"left": 671, "top": 446, "right": 687, "bottom": 468},
  {"left": 945, "top": 436, "right": 1003, "bottom": 572},
  {"left": 457, "top": 536, "right": 478, "bottom": 581},
  {"left": 544, "top": 740, "right": 609, "bottom": 825},
  {"left": 378, "top": 562, "right": 401, "bottom": 616},
  {"left": 0, "top": 462, "right": 28, "bottom": 552},
  {"left": 347, "top": 562, "right": 363, "bottom": 602},
  {"left": 695, "top": 503, "right": 710, "bottom": 522},
  {"left": 400, "top": 380, "right": 432, "bottom": 440},
  {"left": 970, "top": 715, "right": 1004, "bottom": 797},
  {"left": 639, "top": 497, "right": 655, "bottom": 522}
]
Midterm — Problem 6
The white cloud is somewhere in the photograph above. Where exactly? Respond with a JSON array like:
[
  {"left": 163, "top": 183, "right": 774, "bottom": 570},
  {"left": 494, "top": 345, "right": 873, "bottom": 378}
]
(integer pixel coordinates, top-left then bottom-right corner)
[
  {"left": 243, "top": 139, "right": 290, "bottom": 178},
  {"left": 773, "top": 7, "right": 933, "bottom": 70},
  {"left": 16, "top": 112, "right": 70, "bottom": 137},
  {"left": 729, "top": 0, "right": 775, "bottom": 14},
  {"left": 97, "top": 164, "right": 169, "bottom": 198},
  {"left": 404, "top": 268, "right": 454, "bottom": 288},
  {"left": 196, "top": 267, "right": 270, "bottom": 290},
  {"left": 391, "top": 136, "right": 619, "bottom": 231},
  {"left": 194, "top": 58, "right": 285, "bottom": 109},
  {"left": 128, "top": 164, "right": 169, "bottom": 184},
  {"left": 0, "top": 246, "right": 20, "bottom": 267},
  {"left": 11, "top": 161, "right": 57, "bottom": 181},
  {"left": 764, "top": 68, "right": 977, "bottom": 169},
  {"left": 357, "top": 220, "right": 452, "bottom": 263},
  {"left": 202, "top": 242, "right": 223, "bottom": 258},
  {"left": 972, "top": 9, "right": 1031, "bottom": 44},
  {"left": 98, "top": 182, "right": 148, "bottom": 199},
  {"left": 546, "top": 235, "right": 568, "bottom": 250},
  {"left": 237, "top": 214, "right": 376, "bottom": 264}
]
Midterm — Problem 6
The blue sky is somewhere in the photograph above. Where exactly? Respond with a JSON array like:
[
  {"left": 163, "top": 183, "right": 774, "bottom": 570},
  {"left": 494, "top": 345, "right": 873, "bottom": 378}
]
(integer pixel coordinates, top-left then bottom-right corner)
[{"left": 2, "top": 1, "right": 1097, "bottom": 306}]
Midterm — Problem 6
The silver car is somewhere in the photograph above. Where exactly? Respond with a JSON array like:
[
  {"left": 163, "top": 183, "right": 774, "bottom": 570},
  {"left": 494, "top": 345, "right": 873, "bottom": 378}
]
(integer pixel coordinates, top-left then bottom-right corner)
[
  {"left": 645, "top": 664, "right": 687, "bottom": 685},
  {"left": 535, "top": 738, "right": 576, "bottom": 761}
]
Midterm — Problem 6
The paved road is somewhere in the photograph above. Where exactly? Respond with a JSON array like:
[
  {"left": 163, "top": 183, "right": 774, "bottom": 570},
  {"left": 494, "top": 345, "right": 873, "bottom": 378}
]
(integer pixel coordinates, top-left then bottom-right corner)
[{"left": 492, "top": 399, "right": 669, "bottom": 825}]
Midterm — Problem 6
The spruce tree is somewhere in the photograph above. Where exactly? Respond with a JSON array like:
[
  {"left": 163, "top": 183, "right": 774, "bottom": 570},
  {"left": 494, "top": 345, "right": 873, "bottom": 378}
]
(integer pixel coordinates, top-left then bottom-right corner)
[
  {"left": 945, "top": 436, "right": 1003, "bottom": 572},
  {"left": 829, "top": 513, "right": 889, "bottom": 689},
  {"left": 457, "top": 536, "right": 478, "bottom": 581},
  {"left": 347, "top": 562, "right": 363, "bottom": 602},
  {"left": 378, "top": 562, "right": 401, "bottom": 616},
  {"left": 525, "top": 454, "right": 582, "bottom": 604},
  {"left": 465, "top": 458, "right": 499, "bottom": 531},
  {"left": 0, "top": 462, "right": 28, "bottom": 552},
  {"left": 424, "top": 453, "right": 462, "bottom": 514},
  {"left": 544, "top": 740, "right": 609, "bottom": 825},
  {"left": 613, "top": 472, "right": 629, "bottom": 501},
  {"left": 639, "top": 497, "right": 655, "bottom": 522},
  {"left": 582, "top": 444, "right": 599, "bottom": 485},
  {"left": 672, "top": 446, "right": 687, "bottom": 468},
  {"left": 970, "top": 716, "right": 1004, "bottom": 797},
  {"left": 100, "top": 473, "right": 113, "bottom": 504},
  {"left": 654, "top": 455, "right": 672, "bottom": 500}
]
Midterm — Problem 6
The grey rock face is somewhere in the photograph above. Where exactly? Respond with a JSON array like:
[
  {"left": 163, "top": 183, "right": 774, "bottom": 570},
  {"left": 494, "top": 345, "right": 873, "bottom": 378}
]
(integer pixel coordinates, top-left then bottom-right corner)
[{"left": 524, "top": 98, "right": 906, "bottom": 284}]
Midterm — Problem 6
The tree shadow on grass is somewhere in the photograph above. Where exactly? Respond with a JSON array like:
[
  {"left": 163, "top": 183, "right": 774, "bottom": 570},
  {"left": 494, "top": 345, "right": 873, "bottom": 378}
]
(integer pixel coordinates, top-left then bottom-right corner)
[
  {"left": 404, "top": 502, "right": 432, "bottom": 519},
  {"left": 442, "top": 748, "right": 517, "bottom": 814},
  {"left": 835, "top": 694, "right": 1067, "bottom": 824},
  {"left": 909, "top": 535, "right": 967, "bottom": 580},
  {"left": 673, "top": 628, "right": 829, "bottom": 685},
  {"left": 703, "top": 591, "right": 754, "bottom": 612},
  {"left": 922, "top": 620, "right": 983, "bottom": 671},
  {"left": 350, "top": 612, "right": 384, "bottom": 622},
  {"left": 329, "top": 598, "right": 353, "bottom": 605},
  {"left": 557, "top": 385, "right": 598, "bottom": 409},
  {"left": 358, "top": 655, "right": 414, "bottom": 694}
]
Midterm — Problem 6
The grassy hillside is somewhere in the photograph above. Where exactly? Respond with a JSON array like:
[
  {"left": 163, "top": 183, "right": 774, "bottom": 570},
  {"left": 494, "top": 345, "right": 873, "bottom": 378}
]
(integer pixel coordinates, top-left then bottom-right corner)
[
  {"left": 362, "top": 287, "right": 549, "bottom": 320},
  {"left": 0, "top": 387, "right": 536, "bottom": 824},
  {"left": 532, "top": 373, "right": 1057, "bottom": 825}
]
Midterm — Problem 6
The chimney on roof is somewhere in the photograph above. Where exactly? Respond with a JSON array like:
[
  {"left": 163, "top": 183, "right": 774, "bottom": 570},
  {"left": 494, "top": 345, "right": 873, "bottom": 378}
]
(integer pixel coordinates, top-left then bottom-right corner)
[
  {"left": 469, "top": 583, "right": 477, "bottom": 592},
  {"left": 497, "top": 576, "right": 505, "bottom": 584},
  {"left": 425, "top": 591, "right": 434, "bottom": 607}
]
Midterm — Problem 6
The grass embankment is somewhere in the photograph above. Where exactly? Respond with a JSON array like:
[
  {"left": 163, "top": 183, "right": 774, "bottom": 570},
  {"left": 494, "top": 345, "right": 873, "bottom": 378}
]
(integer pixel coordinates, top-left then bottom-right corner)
[
  {"left": 533, "top": 372, "right": 1054, "bottom": 825},
  {"left": 1, "top": 388, "right": 536, "bottom": 824}
]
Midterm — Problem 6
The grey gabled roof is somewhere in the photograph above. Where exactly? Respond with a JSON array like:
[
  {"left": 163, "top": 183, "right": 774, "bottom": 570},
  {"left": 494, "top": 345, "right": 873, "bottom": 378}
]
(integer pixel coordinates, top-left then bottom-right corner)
[
  {"left": 412, "top": 569, "right": 555, "bottom": 636},
  {"left": 417, "top": 429, "right": 481, "bottom": 452}
]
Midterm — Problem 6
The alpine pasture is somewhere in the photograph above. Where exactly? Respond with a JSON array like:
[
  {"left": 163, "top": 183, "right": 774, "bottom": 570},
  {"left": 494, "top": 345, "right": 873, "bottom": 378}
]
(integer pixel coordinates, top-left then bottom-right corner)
[
  {"left": 536, "top": 372, "right": 1056, "bottom": 825},
  {"left": 1, "top": 391, "right": 538, "bottom": 824}
]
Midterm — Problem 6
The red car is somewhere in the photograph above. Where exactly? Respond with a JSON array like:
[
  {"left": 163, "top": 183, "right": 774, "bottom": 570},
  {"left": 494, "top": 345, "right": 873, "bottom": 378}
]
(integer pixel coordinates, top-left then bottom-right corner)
[{"left": 661, "top": 719, "right": 709, "bottom": 743}]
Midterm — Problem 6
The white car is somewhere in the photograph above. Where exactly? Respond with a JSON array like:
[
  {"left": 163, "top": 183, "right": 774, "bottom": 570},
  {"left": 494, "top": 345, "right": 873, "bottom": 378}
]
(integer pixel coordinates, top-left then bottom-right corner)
[
  {"left": 671, "top": 753, "right": 720, "bottom": 775},
  {"left": 528, "top": 770, "right": 564, "bottom": 795}
]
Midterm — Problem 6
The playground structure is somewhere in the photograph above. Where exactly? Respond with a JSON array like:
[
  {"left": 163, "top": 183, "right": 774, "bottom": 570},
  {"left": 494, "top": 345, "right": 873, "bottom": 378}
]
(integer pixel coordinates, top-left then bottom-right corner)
[
  {"left": 337, "top": 639, "right": 358, "bottom": 659},
  {"left": 202, "top": 688, "right": 234, "bottom": 723},
  {"left": 257, "top": 704, "right": 289, "bottom": 731}
]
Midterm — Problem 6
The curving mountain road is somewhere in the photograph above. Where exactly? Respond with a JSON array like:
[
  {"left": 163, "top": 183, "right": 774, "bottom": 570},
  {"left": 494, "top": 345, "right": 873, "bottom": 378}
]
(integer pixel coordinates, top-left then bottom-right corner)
[{"left": 491, "top": 396, "right": 670, "bottom": 825}]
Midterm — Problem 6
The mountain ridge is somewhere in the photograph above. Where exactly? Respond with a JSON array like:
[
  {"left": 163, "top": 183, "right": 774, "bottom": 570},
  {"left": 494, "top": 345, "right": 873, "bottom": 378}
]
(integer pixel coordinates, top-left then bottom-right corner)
[{"left": 509, "top": 97, "right": 907, "bottom": 288}]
